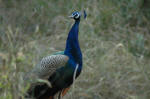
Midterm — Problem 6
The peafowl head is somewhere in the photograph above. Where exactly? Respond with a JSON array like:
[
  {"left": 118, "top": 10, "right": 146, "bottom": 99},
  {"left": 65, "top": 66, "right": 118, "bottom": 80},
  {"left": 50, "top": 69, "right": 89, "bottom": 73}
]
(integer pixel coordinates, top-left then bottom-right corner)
[
  {"left": 69, "top": 11, "right": 87, "bottom": 20},
  {"left": 69, "top": 11, "right": 81, "bottom": 20}
]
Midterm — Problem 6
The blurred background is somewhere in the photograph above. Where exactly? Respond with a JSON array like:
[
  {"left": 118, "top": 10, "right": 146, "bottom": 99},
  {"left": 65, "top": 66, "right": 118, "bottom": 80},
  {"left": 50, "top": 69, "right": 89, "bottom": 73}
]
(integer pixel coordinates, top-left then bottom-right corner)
[{"left": 0, "top": 0, "right": 150, "bottom": 99}]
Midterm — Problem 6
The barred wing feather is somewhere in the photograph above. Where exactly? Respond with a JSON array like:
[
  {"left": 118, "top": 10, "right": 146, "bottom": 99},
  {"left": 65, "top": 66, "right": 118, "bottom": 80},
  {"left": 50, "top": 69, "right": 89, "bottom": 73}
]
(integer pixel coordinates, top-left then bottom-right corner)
[{"left": 32, "top": 54, "right": 69, "bottom": 79}]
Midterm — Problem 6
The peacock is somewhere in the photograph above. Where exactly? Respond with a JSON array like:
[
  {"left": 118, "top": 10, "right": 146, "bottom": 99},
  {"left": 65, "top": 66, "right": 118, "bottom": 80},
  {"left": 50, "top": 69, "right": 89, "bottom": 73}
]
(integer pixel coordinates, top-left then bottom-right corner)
[{"left": 25, "top": 11, "right": 86, "bottom": 99}]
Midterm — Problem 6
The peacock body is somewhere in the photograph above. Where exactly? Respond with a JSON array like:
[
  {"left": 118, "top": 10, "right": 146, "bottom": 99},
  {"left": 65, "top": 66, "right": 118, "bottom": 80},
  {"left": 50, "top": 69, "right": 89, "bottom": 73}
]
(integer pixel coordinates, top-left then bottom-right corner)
[{"left": 26, "top": 11, "right": 85, "bottom": 99}]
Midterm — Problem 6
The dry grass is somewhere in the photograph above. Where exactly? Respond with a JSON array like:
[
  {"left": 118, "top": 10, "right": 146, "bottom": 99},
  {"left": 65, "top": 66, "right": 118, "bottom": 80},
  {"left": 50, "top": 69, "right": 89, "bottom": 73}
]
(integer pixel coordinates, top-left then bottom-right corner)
[{"left": 0, "top": 0, "right": 150, "bottom": 99}]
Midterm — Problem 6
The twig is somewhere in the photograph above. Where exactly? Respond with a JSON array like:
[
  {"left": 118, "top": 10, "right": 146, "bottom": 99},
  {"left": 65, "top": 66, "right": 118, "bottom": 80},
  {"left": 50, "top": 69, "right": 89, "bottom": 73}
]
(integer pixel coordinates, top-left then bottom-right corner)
[{"left": 73, "top": 64, "right": 79, "bottom": 89}]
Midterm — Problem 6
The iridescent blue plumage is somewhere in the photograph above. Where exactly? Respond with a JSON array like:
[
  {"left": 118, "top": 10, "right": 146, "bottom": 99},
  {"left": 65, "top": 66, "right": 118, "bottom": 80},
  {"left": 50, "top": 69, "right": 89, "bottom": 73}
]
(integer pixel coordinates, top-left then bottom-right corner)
[
  {"left": 26, "top": 11, "right": 84, "bottom": 99},
  {"left": 64, "top": 18, "right": 82, "bottom": 72}
]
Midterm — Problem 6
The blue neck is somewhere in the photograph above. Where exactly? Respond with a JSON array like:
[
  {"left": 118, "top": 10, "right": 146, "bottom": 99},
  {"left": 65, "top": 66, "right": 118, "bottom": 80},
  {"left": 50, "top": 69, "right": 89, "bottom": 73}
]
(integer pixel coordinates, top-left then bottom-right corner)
[{"left": 64, "top": 20, "right": 82, "bottom": 68}]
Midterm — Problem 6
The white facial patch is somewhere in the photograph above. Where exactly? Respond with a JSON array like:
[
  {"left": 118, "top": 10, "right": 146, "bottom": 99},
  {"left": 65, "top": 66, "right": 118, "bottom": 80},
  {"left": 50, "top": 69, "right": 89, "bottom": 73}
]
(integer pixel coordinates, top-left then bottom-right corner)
[{"left": 75, "top": 13, "right": 80, "bottom": 19}]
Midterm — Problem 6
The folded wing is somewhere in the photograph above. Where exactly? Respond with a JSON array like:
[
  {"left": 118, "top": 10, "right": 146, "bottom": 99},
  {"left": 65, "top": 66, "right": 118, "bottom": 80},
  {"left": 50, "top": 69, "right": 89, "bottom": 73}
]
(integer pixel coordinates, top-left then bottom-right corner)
[{"left": 32, "top": 54, "right": 69, "bottom": 80}]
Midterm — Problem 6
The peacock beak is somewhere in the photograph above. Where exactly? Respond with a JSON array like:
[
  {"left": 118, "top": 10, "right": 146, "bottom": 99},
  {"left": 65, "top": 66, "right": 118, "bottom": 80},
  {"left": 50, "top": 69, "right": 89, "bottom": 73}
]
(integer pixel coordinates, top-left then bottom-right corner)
[{"left": 68, "top": 15, "right": 74, "bottom": 18}]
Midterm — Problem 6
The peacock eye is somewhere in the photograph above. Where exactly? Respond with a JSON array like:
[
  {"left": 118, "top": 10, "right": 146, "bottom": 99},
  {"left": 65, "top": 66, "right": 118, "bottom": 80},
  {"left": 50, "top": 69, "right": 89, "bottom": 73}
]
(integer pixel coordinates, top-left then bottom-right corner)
[
  {"left": 75, "top": 14, "right": 77, "bottom": 17},
  {"left": 75, "top": 14, "right": 80, "bottom": 19}
]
